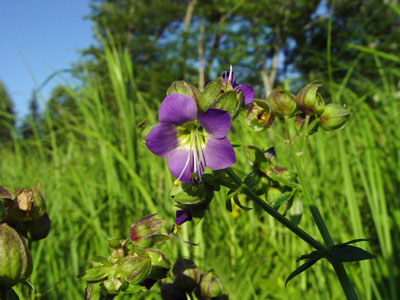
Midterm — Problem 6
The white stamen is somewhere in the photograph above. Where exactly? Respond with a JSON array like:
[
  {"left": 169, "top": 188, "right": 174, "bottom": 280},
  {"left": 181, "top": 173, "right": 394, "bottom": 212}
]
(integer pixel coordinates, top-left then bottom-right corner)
[
  {"left": 177, "top": 131, "right": 193, "bottom": 181},
  {"left": 228, "top": 65, "right": 233, "bottom": 82}
]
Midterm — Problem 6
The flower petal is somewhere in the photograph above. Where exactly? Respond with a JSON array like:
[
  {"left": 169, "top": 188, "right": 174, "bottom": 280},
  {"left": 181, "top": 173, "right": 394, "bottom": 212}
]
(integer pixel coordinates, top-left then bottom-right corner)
[
  {"left": 204, "top": 137, "right": 236, "bottom": 170},
  {"left": 197, "top": 108, "right": 231, "bottom": 138},
  {"left": 237, "top": 84, "right": 254, "bottom": 106},
  {"left": 146, "top": 124, "right": 178, "bottom": 158},
  {"left": 175, "top": 210, "right": 192, "bottom": 225},
  {"left": 159, "top": 94, "right": 197, "bottom": 125},
  {"left": 168, "top": 147, "right": 192, "bottom": 182}
]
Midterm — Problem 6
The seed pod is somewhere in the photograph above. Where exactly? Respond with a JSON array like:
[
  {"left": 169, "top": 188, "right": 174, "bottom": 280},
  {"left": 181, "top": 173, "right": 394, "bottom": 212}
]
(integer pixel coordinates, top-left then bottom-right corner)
[
  {"left": 0, "top": 223, "right": 33, "bottom": 288},
  {"left": 8, "top": 186, "right": 46, "bottom": 222},
  {"left": 199, "top": 270, "right": 224, "bottom": 299},
  {"left": 172, "top": 258, "right": 200, "bottom": 293},
  {"left": 24, "top": 212, "right": 51, "bottom": 241},
  {"left": 146, "top": 249, "right": 171, "bottom": 280},
  {"left": 296, "top": 84, "right": 325, "bottom": 115},
  {"left": 320, "top": 104, "right": 351, "bottom": 131},
  {"left": 268, "top": 87, "right": 297, "bottom": 117},
  {"left": 245, "top": 99, "right": 275, "bottom": 131}
]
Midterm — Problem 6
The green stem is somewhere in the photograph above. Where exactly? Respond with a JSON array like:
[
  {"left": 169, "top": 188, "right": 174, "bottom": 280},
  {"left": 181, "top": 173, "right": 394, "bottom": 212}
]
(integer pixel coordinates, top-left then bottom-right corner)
[
  {"left": 225, "top": 168, "right": 324, "bottom": 251},
  {"left": 284, "top": 117, "right": 358, "bottom": 300}
]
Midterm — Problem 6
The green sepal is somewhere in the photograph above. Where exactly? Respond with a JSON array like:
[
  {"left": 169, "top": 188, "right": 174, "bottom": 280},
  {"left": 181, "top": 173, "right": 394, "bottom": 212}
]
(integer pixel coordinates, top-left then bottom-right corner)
[
  {"left": 100, "top": 278, "right": 126, "bottom": 295},
  {"left": 285, "top": 259, "right": 318, "bottom": 287},
  {"left": 91, "top": 256, "right": 111, "bottom": 267},
  {"left": 120, "top": 283, "right": 143, "bottom": 294},
  {"left": 188, "top": 84, "right": 201, "bottom": 103},
  {"left": 134, "top": 233, "right": 171, "bottom": 249},
  {"left": 329, "top": 245, "right": 376, "bottom": 262},
  {"left": 110, "top": 253, "right": 152, "bottom": 284},
  {"left": 213, "top": 90, "right": 240, "bottom": 118},
  {"left": 78, "top": 265, "right": 111, "bottom": 282},
  {"left": 167, "top": 81, "right": 197, "bottom": 101},
  {"left": 171, "top": 180, "right": 214, "bottom": 211},
  {"left": 85, "top": 283, "right": 102, "bottom": 300},
  {"left": 171, "top": 183, "right": 207, "bottom": 209},
  {"left": 129, "top": 214, "right": 165, "bottom": 244},
  {"left": 199, "top": 77, "right": 222, "bottom": 112}
]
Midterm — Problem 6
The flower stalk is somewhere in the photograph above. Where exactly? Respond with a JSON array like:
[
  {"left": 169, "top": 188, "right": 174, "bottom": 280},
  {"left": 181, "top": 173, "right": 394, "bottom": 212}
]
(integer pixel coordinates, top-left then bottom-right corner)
[
  {"left": 225, "top": 167, "right": 324, "bottom": 251},
  {"left": 283, "top": 116, "right": 358, "bottom": 300}
]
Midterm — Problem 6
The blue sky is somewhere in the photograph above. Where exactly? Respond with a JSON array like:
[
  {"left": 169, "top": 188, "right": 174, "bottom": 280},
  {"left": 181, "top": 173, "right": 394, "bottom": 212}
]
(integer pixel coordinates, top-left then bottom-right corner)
[{"left": 0, "top": 0, "right": 94, "bottom": 118}]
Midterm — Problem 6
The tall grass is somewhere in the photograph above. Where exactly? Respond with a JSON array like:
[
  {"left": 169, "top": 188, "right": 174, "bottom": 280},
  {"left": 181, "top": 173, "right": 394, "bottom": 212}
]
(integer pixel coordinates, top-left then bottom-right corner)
[{"left": 1, "top": 42, "right": 399, "bottom": 299}]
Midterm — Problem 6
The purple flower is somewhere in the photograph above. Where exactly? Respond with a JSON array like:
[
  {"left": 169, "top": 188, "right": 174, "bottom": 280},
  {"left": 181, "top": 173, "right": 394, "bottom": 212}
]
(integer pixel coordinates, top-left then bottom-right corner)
[
  {"left": 222, "top": 67, "right": 254, "bottom": 106},
  {"left": 175, "top": 209, "right": 192, "bottom": 225},
  {"left": 146, "top": 94, "right": 236, "bottom": 182}
]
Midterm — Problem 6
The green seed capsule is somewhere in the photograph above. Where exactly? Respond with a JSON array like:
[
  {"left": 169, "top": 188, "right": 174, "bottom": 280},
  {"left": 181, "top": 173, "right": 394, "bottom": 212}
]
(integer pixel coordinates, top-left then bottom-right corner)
[
  {"left": 268, "top": 87, "right": 297, "bottom": 117},
  {"left": 320, "top": 104, "right": 351, "bottom": 131},
  {"left": 0, "top": 223, "right": 33, "bottom": 288}
]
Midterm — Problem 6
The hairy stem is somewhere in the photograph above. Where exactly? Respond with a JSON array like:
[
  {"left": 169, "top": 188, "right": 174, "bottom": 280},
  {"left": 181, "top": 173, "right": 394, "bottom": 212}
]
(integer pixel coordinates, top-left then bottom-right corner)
[{"left": 225, "top": 168, "right": 324, "bottom": 251}]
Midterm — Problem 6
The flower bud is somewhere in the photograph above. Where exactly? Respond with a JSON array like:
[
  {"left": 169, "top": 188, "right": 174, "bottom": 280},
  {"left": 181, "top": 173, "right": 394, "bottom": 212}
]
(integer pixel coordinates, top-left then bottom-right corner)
[
  {"left": 245, "top": 100, "right": 275, "bottom": 131},
  {"left": 0, "top": 223, "right": 33, "bottom": 288},
  {"left": 161, "top": 284, "right": 187, "bottom": 300},
  {"left": 268, "top": 87, "right": 297, "bottom": 117},
  {"left": 296, "top": 84, "right": 325, "bottom": 115},
  {"left": 146, "top": 249, "right": 171, "bottom": 280},
  {"left": 319, "top": 104, "right": 351, "bottom": 131},
  {"left": 172, "top": 258, "right": 200, "bottom": 293},
  {"left": 116, "top": 253, "right": 152, "bottom": 284},
  {"left": 199, "top": 270, "right": 224, "bottom": 299},
  {"left": 129, "top": 214, "right": 165, "bottom": 248}
]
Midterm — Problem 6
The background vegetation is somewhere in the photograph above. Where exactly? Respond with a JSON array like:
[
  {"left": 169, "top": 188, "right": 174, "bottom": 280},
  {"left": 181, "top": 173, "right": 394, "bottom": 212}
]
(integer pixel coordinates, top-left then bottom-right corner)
[{"left": 0, "top": 0, "right": 399, "bottom": 299}]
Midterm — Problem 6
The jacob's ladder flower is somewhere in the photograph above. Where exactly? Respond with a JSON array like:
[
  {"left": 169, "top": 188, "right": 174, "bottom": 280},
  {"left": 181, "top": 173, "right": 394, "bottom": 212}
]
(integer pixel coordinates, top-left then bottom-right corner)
[{"left": 146, "top": 94, "right": 236, "bottom": 182}]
